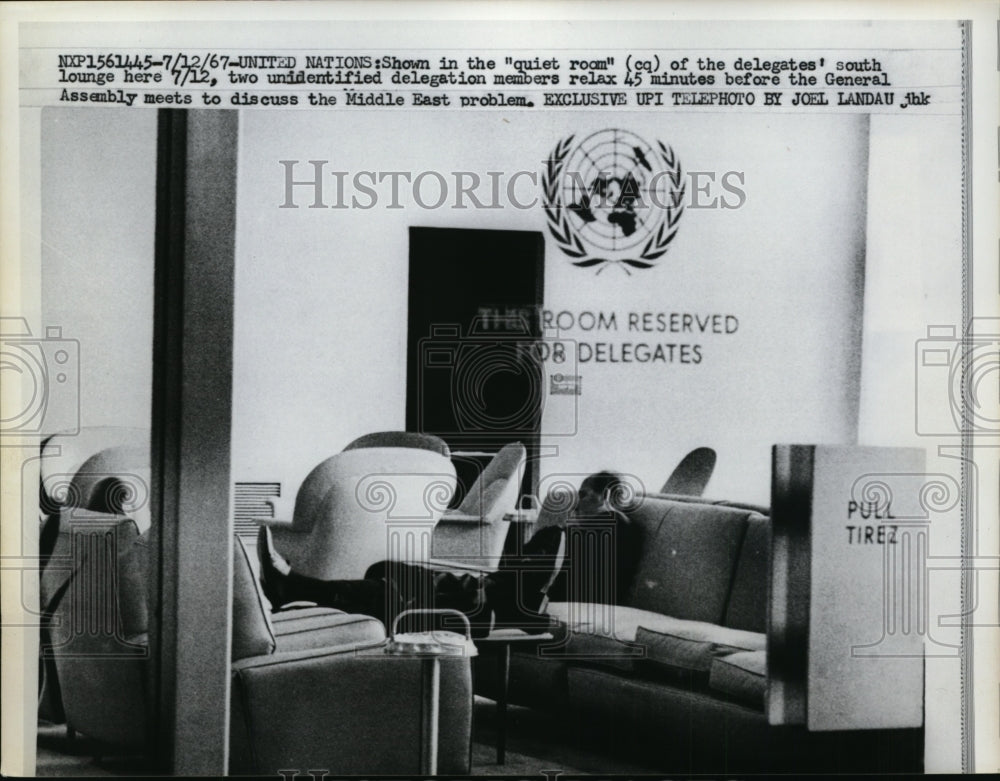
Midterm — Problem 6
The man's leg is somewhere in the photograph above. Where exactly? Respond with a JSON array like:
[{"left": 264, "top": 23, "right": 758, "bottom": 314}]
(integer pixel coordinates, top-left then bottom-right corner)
[
  {"left": 486, "top": 526, "right": 564, "bottom": 632},
  {"left": 257, "top": 527, "right": 399, "bottom": 624},
  {"left": 366, "top": 561, "right": 491, "bottom": 637}
]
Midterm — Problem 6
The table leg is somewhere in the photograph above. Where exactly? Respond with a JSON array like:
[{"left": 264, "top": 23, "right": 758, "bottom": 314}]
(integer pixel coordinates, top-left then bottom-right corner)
[
  {"left": 421, "top": 657, "right": 440, "bottom": 775},
  {"left": 496, "top": 645, "right": 511, "bottom": 764}
]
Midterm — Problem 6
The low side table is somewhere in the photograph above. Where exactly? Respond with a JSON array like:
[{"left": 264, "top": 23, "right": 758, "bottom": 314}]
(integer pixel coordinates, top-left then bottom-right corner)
[
  {"left": 475, "top": 628, "right": 554, "bottom": 765},
  {"left": 383, "top": 609, "right": 478, "bottom": 775}
]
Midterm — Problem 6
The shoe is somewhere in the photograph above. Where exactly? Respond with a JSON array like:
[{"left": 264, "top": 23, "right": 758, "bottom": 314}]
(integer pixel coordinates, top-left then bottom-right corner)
[{"left": 257, "top": 526, "right": 292, "bottom": 608}]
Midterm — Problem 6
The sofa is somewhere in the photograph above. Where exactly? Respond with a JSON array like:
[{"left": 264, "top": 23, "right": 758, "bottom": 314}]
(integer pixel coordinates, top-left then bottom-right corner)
[{"left": 474, "top": 491, "right": 923, "bottom": 773}]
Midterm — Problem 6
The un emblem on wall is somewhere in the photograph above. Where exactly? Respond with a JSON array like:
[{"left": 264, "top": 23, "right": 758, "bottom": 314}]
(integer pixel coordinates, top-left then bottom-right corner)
[{"left": 543, "top": 129, "right": 685, "bottom": 273}]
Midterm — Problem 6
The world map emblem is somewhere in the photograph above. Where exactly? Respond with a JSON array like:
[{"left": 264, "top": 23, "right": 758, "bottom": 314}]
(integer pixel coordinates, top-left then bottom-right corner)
[{"left": 543, "top": 129, "right": 686, "bottom": 273}]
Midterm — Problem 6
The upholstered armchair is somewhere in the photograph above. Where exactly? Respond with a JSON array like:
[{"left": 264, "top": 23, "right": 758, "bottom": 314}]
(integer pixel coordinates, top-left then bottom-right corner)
[
  {"left": 431, "top": 441, "right": 526, "bottom": 571},
  {"left": 41, "top": 513, "right": 150, "bottom": 747},
  {"left": 262, "top": 436, "right": 457, "bottom": 580},
  {"left": 343, "top": 430, "right": 452, "bottom": 456},
  {"left": 229, "top": 536, "right": 473, "bottom": 774},
  {"left": 659, "top": 447, "right": 717, "bottom": 496},
  {"left": 41, "top": 518, "right": 474, "bottom": 773},
  {"left": 37, "top": 428, "right": 151, "bottom": 724}
]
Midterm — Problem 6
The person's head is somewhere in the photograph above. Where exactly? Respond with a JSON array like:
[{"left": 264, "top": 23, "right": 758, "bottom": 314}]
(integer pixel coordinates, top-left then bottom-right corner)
[{"left": 576, "top": 471, "right": 627, "bottom": 516}]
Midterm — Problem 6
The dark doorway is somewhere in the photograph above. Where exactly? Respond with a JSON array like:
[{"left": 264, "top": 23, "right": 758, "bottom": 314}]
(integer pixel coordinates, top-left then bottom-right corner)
[{"left": 406, "top": 227, "right": 544, "bottom": 502}]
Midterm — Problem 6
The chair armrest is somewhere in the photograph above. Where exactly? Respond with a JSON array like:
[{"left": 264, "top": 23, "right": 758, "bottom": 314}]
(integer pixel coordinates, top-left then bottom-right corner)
[
  {"left": 261, "top": 525, "right": 313, "bottom": 572},
  {"left": 230, "top": 645, "right": 472, "bottom": 775},
  {"left": 502, "top": 511, "right": 539, "bottom": 523},
  {"left": 270, "top": 607, "right": 385, "bottom": 653},
  {"left": 256, "top": 516, "right": 294, "bottom": 528},
  {"left": 439, "top": 511, "right": 484, "bottom": 524}
]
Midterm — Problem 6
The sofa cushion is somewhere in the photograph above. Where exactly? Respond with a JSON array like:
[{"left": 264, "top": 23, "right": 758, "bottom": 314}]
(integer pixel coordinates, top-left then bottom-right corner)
[
  {"left": 708, "top": 650, "right": 767, "bottom": 708},
  {"left": 626, "top": 501, "right": 752, "bottom": 624},
  {"left": 541, "top": 603, "right": 650, "bottom": 672},
  {"left": 559, "top": 630, "right": 644, "bottom": 672},
  {"left": 724, "top": 514, "right": 770, "bottom": 632},
  {"left": 619, "top": 496, "right": 671, "bottom": 560},
  {"left": 635, "top": 624, "right": 764, "bottom": 681},
  {"left": 545, "top": 602, "right": 764, "bottom": 675},
  {"left": 272, "top": 606, "right": 385, "bottom": 653}
]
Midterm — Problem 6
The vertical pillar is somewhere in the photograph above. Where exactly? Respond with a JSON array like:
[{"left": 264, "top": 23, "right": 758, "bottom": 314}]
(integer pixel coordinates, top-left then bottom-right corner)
[{"left": 148, "top": 109, "right": 237, "bottom": 774}]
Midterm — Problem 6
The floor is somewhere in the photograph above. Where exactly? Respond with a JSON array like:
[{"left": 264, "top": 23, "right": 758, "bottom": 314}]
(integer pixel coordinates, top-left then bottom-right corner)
[
  {"left": 35, "top": 697, "right": 661, "bottom": 776},
  {"left": 36, "top": 723, "right": 141, "bottom": 777},
  {"left": 470, "top": 697, "right": 658, "bottom": 776}
]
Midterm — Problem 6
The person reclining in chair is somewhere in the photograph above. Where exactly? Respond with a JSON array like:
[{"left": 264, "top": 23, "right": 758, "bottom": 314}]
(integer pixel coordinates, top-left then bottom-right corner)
[
  {"left": 488, "top": 471, "right": 637, "bottom": 628},
  {"left": 258, "top": 471, "right": 637, "bottom": 637}
]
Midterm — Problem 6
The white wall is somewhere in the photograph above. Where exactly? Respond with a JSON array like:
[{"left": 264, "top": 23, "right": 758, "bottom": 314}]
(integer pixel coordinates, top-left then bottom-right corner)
[
  {"left": 233, "top": 110, "right": 869, "bottom": 505},
  {"left": 40, "top": 108, "right": 156, "bottom": 433},
  {"left": 539, "top": 115, "right": 869, "bottom": 502},
  {"left": 860, "top": 114, "right": 963, "bottom": 446},
  {"left": 860, "top": 113, "right": 964, "bottom": 773}
]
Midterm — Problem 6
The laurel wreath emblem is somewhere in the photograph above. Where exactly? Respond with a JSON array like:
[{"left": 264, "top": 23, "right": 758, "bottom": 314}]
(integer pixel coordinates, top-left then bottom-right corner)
[{"left": 543, "top": 135, "right": 686, "bottom": 273}]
